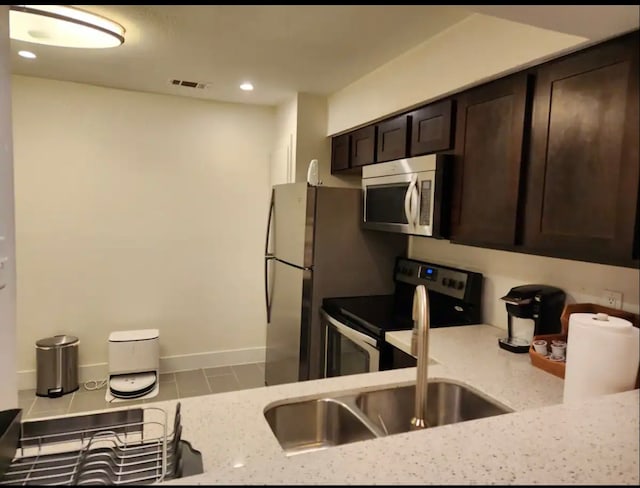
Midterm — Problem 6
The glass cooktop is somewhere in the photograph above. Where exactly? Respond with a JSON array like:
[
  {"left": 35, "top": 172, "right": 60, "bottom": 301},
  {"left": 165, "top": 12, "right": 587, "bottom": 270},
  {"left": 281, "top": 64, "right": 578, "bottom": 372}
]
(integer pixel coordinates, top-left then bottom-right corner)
[
  {"left": 322, "top": 295, "right": 413, "bottom": 339},
  {"left": 322, "top": 290, "right": 476, "bottom": 340}
]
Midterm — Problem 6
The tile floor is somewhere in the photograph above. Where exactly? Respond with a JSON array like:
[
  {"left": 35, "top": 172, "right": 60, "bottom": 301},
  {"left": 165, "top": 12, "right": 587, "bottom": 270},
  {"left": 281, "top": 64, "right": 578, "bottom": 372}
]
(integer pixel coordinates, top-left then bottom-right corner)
[{"left": 18, "top": 362, "right": 265, "bottom": 420}]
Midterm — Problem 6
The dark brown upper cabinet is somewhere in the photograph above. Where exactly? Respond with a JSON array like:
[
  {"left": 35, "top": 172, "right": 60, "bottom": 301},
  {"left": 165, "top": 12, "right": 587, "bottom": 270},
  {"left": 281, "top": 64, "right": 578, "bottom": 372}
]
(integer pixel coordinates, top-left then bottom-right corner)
[
  {"left": 450, "top": 72, "right": 531, "bottom": 247},
  {"left": 350, "top": 125, "right": 377, "bottom": 168},
  {"left": 523, "top": 31, "right": 639, "bottom": 266},
  {"left": 376, "top": 114, "right": 410, "bottom": 163},
  {"left": 409, "top": 99, "right": 454, "bottom": 156},
  {"left": 331, "top": 133, "right": 351, "bottom": 173}
]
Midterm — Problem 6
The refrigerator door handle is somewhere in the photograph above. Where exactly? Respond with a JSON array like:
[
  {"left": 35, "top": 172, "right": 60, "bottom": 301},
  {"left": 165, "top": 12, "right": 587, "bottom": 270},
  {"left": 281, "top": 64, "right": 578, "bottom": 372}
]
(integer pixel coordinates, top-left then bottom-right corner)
[
  {"left": 264, "top": 256, "right": 274, "bottom": 324},
  {"left": 265, "top": 189, "right": 275, "bottom": 323},
  {"left": 265, "top": 189, "right": 275, "bottom": 257}
]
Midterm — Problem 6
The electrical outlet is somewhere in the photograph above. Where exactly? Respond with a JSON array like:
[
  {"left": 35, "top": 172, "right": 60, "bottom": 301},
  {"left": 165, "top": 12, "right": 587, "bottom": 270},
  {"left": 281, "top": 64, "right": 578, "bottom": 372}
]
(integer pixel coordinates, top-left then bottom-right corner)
[{"left": 603, "top": 290, "right": 623, "bottom": 309}]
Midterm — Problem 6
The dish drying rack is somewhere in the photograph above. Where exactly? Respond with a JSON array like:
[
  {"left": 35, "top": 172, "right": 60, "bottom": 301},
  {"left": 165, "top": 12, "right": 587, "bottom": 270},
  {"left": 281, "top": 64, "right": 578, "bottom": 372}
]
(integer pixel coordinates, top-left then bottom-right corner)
[{"left": 0, "top": 402, "right": 201, "bottom": 485}]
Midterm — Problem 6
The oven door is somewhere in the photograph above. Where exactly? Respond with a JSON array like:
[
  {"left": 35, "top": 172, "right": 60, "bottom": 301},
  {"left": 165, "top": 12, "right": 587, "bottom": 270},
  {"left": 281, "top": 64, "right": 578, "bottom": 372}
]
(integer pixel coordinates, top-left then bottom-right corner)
[
  {"left": 362, "top": 170, "right": 435, "bottom": 237},
  {"left": 322, "top": 311, "right": 380, "bottom": 378}
]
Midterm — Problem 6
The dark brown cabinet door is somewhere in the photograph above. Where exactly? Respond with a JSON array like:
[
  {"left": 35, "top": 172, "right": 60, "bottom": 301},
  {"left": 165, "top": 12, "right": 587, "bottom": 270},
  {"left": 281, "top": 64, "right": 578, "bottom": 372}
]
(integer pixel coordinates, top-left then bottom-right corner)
[
  {"left": 409, "top": 99, "right": 454, "bottom": 156},
  {"left": 523, "top": 32, "right": 639, "bottom": 265},
  {"left": 450, "top": 73, "right": 531, "bottom": 247},
  {"left": 350, "top": 125, "right": 377, "bottom": 167},
  {"left": 376, "top": 114, "right": 410, "bottom": 163},
  {"left": 331, "top": 133, "right": 351, "bottom": 172}
]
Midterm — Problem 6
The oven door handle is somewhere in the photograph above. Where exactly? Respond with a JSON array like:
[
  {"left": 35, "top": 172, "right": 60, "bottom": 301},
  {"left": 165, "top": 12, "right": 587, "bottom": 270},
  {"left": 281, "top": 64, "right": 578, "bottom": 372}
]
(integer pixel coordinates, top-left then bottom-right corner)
[{"left": 323, "top": 313, "right": 378, "bottom": 348}]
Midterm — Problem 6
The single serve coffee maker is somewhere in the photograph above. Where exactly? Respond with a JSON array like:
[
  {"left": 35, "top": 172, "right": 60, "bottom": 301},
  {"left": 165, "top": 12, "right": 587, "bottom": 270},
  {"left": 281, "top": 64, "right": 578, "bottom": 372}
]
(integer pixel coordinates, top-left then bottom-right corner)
[{"left": 498, "top": 284, "right": 566, "bottom": 353}]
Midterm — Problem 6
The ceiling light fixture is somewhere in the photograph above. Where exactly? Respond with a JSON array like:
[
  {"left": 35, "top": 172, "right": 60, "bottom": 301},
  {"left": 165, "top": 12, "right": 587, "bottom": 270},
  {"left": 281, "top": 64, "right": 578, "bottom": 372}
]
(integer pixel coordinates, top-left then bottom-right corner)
[
  {"left": 240, "top": 82, "right": 254, "bottom": 91},
  {"left": 9, "top": 5, "right": 125, "bottom": 49},
  {"left": 18, "top": 50, "right": 36, "bottom": 59}
]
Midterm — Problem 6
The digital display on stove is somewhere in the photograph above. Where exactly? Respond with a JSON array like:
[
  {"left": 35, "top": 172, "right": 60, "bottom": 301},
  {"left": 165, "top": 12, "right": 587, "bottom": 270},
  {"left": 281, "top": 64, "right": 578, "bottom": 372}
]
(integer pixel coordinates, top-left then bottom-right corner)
[{"left": 419, "top": 266, "right": 438, "bottom": 281}]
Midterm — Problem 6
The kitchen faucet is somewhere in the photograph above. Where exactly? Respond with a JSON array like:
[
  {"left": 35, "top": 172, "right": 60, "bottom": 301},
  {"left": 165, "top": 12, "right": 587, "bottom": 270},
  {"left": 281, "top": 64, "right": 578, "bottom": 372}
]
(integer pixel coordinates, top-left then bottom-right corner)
[{"left": 410, "top": 284, "right": 430, "bottom": 430}]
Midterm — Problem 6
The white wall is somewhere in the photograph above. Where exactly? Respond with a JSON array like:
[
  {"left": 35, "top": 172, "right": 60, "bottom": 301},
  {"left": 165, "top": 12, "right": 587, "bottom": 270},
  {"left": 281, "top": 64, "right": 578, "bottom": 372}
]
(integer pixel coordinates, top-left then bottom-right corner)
[
  {"left": 270, "top": 95, "right": 297, "bottom": 186},
  {"left": 12, "top": 75, "right": 275, "bottom": 387},
  {"left": 295, "top": 93, "right": 328, "bottom": 184},
  {"left": 327, "top": 13, "right": 588, "bottom": 135},
  {"left": 409, "top": 238, "right": 640, "bottom": 331},
  {"left": 295, "top": 93, "right": 359, "bottom": 188},
  {"left": 271, "top": 93, "right": 359, "bottom": 189},
  {"left": 0, "top": 5, "right": 17, "bottom": 408}
]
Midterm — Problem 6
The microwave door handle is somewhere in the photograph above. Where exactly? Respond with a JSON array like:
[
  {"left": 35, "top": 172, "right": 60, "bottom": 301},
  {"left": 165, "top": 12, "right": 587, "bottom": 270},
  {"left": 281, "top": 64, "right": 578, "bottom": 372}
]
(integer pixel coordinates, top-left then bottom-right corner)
[
  {"left": 411, "top": 181, "right": 419, "bottom": 227},
  {"left": 404, "top": 175, "right": 417, "bottom": 229},
  {"left": 404, "top": 181, "right": 412, "bottom": 228}
]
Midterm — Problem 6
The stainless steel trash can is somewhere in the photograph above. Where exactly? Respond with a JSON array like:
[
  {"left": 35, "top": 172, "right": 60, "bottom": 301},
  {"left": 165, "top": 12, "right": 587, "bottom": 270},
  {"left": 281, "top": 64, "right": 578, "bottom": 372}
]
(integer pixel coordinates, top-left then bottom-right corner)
[{"left": 35, "top": 335, "right": 79, "bottom": 397}]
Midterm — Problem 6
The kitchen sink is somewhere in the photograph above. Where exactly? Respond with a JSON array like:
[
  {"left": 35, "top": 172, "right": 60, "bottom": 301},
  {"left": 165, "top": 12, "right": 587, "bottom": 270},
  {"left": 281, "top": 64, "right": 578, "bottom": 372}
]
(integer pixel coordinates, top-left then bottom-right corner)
[
  {"left": 264, "top": 397, "right": 377, "bottom": 455},
  {"left": 264, "top": 380, "right": 512, "bottom": 455},
  {"left": 355, "top": 380, "right": 512, "bottom": 435}
]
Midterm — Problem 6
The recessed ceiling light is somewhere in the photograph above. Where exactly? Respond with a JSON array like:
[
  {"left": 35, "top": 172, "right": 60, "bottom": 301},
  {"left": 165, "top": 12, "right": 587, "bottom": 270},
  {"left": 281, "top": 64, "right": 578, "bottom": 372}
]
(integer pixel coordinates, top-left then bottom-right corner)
[
  {"left": 9, "top": 5, "right": 125, "bottom": 49},
  {"left": 240, "top": 82, "right": 254, "bottom": 91},
  {"left": 18, "top": 50, "right": 37, "bottom": 59}
]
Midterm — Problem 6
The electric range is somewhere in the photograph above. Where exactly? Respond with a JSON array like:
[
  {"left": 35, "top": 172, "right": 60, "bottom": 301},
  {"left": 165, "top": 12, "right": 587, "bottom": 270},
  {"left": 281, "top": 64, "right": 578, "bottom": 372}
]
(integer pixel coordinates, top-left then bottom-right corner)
[{"left": 320, "top": 257, "right": 483, "bottom": 378}]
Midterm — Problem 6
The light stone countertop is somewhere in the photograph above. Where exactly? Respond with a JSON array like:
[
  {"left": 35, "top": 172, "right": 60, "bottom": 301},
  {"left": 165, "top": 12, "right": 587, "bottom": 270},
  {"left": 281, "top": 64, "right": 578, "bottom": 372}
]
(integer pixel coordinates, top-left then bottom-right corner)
[
  {"left": 385, "top": 329, "right": 414, "bottom": 356},
  {"left": 151, "top": 324, "right": 640, "bottom": 485},
  {"left": 40, "top": 324, "right": 638, "bottom": 485}
]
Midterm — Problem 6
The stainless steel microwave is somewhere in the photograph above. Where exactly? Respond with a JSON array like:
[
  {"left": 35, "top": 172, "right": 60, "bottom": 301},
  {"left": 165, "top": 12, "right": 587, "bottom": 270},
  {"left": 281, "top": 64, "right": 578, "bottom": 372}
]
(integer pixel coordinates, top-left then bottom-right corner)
[{"left": 361, "top": 154, "right": 452, "bottom": 238}]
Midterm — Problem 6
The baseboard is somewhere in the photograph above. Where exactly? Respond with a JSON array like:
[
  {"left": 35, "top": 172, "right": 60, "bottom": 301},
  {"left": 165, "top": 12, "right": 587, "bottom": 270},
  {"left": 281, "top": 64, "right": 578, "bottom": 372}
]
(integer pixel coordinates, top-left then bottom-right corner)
[
  {"left": 17, "top": 346, "right": 266, "bottom": 391},
  {"left": 159, "top": 346, "right": 265, "bottom": 374}
]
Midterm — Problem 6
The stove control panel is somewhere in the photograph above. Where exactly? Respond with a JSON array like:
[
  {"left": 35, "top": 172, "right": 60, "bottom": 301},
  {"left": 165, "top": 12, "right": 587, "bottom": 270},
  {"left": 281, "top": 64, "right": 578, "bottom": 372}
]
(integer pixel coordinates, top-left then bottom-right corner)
[{"left": 395, "top": 258, "right": 481, "bottom": 301}]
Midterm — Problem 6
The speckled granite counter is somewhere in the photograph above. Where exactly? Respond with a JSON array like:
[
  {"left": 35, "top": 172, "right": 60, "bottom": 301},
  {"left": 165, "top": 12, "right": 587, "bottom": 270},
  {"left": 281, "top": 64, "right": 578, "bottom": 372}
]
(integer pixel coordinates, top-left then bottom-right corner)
[
  {"left": 48, "top": 324, "right": 640, "bottom": 484},
  {"left": 385, "top": 329, "right": 414, "bottom": 356}
]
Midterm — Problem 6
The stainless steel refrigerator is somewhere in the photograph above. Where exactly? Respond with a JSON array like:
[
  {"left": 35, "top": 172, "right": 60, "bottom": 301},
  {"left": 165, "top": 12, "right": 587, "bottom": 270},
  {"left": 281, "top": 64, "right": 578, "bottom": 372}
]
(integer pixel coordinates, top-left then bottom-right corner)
[{"left": 264, "top": 183, "right": 407, "bottom": 386}]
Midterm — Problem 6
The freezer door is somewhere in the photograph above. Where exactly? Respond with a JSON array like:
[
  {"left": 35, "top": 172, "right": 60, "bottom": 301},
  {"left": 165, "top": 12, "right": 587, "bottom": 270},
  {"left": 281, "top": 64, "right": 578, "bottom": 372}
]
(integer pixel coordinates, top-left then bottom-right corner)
[
  {"left": 265, "top": 259, "right": 311, "bottom": 386},
  {"left": 273, "top": 183, "right": 315, "bottom": 268}
]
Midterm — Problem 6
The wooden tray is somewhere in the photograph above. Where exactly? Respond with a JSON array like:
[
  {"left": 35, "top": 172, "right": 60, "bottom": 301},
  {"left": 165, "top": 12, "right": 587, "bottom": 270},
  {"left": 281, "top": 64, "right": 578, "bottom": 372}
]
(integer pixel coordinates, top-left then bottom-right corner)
[
  {"left": 529, "top": 303, "right": 640, "bottom": 382},
  {"left": 529, "top": 333, "right": 568, "bottom": 379}
]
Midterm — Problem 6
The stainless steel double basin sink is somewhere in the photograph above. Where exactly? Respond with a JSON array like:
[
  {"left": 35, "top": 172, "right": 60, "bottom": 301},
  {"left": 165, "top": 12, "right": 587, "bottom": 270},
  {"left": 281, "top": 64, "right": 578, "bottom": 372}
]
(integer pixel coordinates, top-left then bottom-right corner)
[{"left": 264, "top": 379, "right": 512, "bottom": 455}]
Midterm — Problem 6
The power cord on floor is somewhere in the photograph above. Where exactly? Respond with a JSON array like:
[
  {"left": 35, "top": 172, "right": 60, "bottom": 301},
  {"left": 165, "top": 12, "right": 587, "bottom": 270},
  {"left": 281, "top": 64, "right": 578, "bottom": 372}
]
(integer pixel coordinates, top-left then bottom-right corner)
[{"left": 84, "top": 377, "right": 108, "bottom": 391}]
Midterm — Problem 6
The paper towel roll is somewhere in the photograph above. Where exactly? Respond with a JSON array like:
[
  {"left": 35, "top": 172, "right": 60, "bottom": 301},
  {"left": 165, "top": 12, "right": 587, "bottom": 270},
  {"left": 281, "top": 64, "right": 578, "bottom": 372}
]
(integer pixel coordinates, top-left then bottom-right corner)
[{"left": 563, "top": 312, "right": 639, "bottom": 403}]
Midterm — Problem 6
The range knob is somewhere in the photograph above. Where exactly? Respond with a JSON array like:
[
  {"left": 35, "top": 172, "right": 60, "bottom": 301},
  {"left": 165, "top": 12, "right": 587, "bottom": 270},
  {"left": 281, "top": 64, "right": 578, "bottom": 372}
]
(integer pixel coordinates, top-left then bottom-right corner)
[
  {"left": 442, "top": 278, "right": 449, "bottom": 286},
  {"left": 456, "top": 281, "right": 464, "bottom": 290},
  {"left": 448, "top": 280, "right": 457, "bottom": 288}
]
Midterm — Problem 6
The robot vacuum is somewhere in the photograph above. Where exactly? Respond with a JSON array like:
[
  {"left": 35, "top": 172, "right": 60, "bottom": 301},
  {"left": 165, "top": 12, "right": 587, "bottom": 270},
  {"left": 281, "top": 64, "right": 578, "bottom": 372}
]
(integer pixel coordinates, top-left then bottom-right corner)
[{"left": 109, "top": 372, "right": 157, "bottom": 399}]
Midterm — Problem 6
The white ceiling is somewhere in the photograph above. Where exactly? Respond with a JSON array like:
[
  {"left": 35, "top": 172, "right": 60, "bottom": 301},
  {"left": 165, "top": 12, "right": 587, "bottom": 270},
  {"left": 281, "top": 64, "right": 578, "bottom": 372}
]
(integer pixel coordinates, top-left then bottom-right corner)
[
  {"left": 464, "top": 5, "right": 639, "bottom": 41},
  {"left": 8, "top": 5, "right": 472, "bottom": 106},
  {"left": 8, "top": 5, "right": 639, "bottom": 107}
]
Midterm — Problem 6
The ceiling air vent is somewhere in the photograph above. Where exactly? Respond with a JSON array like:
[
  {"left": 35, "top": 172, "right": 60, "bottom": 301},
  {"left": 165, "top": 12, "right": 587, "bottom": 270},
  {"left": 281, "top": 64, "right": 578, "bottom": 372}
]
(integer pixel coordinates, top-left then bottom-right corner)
[{"left": 169, "top": 79, "right": 209, "bottom": 89}]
